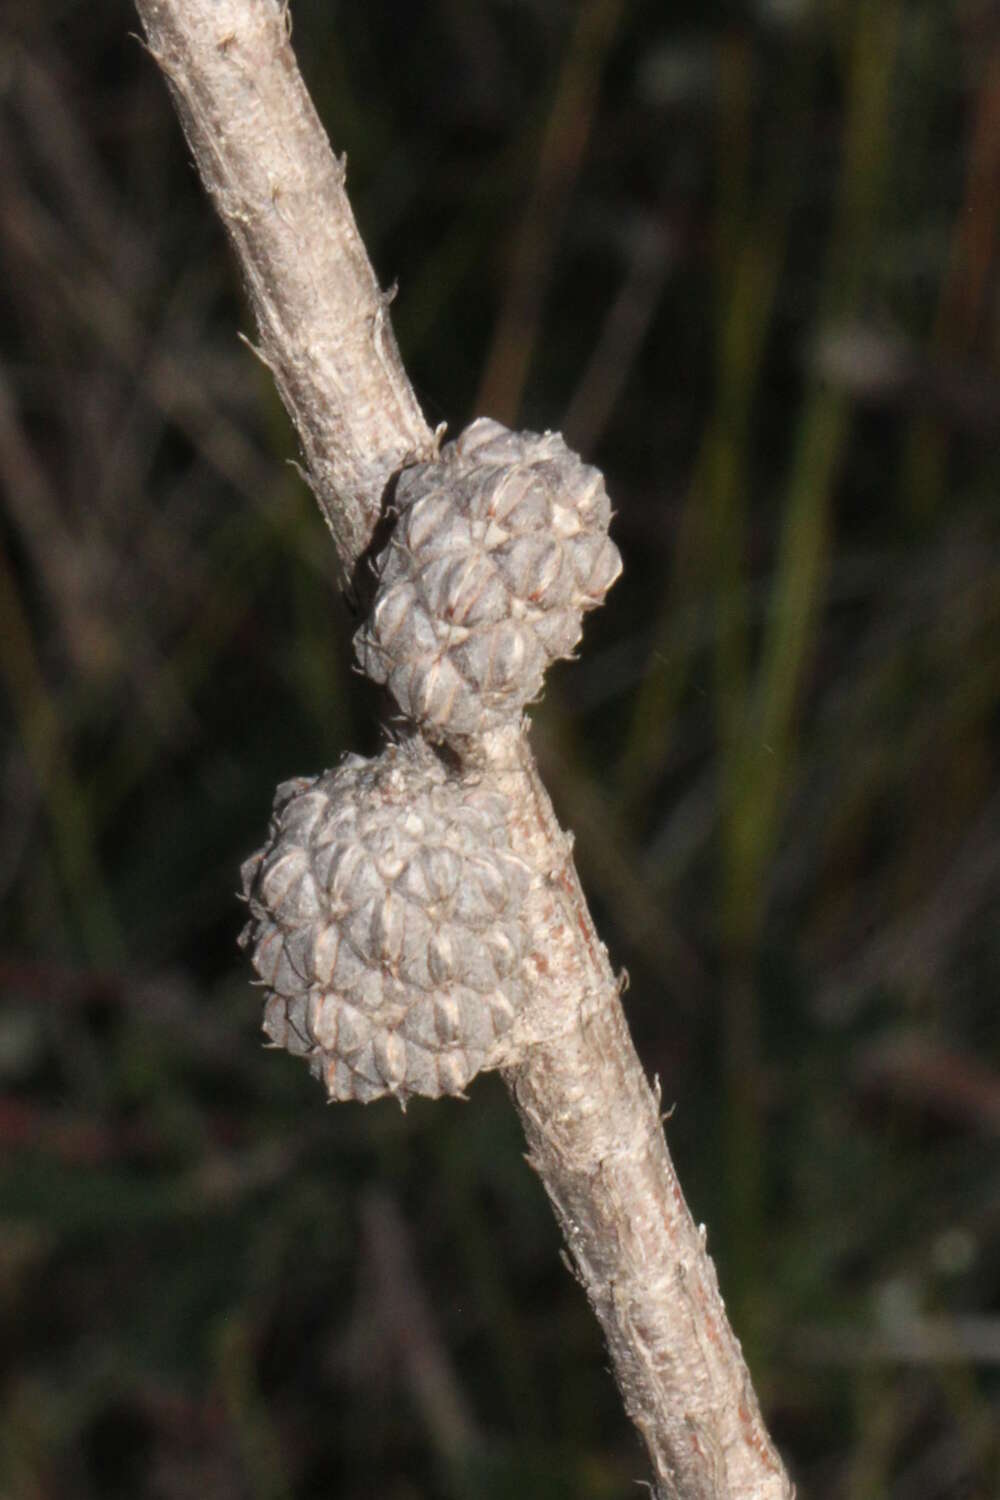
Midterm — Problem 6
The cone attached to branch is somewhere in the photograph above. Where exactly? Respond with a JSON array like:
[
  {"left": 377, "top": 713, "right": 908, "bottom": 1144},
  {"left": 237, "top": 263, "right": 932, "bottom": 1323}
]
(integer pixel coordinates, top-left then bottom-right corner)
[
  {"left": 240, "top": 740, "right": 530, "bottom": 1105},
  {"left": 355, "top": 419, "right": 622, "bottom": 743}
]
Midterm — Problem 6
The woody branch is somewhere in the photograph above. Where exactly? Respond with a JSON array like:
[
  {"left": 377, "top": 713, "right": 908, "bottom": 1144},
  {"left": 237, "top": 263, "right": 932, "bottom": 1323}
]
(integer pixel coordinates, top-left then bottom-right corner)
[{"left": 132, "top": 2, "right": 794, "bottom": 1495}]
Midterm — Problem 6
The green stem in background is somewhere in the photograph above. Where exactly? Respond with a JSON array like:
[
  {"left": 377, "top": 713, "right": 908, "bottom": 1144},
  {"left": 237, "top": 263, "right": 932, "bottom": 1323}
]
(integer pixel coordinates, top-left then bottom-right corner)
[
  {"left": 215, "top": 1312, "right": 291, "bottom": 1500},
  {"left": 719, "top": 0, "right": 902, "bottom": 1334},
  {"left": 615, "top": 37, "right": 800, "bottom": 815},
  {"left": 0, "top": 542, "right": 123, "bottom": 963},
  {"left": 898, "top": 34, "right": 1000, "bottom": 524},
  {"left": 475, "top": 0, "right": 626, "bottom": 425}
]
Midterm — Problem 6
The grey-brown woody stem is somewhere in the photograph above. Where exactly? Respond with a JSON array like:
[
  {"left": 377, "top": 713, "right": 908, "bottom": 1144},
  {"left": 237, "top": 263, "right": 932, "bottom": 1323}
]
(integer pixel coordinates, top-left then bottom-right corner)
[{"left": 133, "top": 2, "right": 795, "bottom": 1495}]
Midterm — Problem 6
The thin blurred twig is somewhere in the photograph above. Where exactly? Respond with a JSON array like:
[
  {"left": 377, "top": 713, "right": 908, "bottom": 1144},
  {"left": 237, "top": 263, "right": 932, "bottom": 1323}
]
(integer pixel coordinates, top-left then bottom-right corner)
[{"left": 475, "top": 0, "right": 627, "bottom": 425}]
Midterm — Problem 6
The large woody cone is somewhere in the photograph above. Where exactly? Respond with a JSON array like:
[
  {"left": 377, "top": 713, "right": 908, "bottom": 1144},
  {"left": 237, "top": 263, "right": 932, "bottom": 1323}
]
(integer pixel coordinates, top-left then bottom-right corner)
[
  {"left": 355, "top": 419, "right": 622, "bottom": 743},
  {"left": 240, "top": 740, "right": 529, "bottom": 1105}
]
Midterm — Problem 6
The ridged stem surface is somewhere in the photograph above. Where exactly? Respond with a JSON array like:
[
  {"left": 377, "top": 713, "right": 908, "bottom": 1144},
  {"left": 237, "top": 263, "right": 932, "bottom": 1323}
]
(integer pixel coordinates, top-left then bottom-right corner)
[
  {"left": 134, "top": 0, "right": 434, "bottom": 574},
  {"left": 484, "top": 727, "right": 790, "bottom": 1499}
]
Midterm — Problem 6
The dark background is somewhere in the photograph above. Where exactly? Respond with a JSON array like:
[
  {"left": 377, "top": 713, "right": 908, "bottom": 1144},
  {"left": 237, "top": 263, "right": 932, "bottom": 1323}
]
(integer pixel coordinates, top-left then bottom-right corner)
[{"left": 2, "top": 1, "right": 999, "bottom": 1496}]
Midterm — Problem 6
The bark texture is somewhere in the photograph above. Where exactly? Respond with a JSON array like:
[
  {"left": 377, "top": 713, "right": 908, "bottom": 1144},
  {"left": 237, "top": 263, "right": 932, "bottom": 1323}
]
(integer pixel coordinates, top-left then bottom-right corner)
[
  {"left": 132, "top": 1, "right": 795, "bottom": 1495},
  {"left": 135, "top": 0, "right": 434, "bottom": 575},
  {"left": 485, "top": 727, "right": 791, "bottom": 1499}
]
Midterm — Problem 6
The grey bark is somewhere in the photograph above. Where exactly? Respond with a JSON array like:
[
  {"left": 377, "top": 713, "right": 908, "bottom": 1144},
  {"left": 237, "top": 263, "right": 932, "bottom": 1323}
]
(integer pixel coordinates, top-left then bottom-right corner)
[
  {"left": 132, "top": 2, "right": 795, "bottom": 1495},
  {"left": 135, "top": 0, "right": 433, "bottom": 573}
]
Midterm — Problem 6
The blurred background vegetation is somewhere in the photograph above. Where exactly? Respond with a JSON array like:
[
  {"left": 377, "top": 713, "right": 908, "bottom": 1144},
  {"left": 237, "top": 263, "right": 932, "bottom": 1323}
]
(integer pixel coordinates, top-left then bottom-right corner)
[{"left": 1, "top": 0, "right": 999, "bottom": 1496}]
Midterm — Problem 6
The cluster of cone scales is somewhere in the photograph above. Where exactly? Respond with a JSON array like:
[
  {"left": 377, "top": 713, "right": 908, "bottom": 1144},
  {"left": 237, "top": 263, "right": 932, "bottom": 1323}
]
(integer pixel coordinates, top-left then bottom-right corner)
[
  {"left": 240, "top": 743, "right": 528, "bottom": 1104},
  {"left": 242, "top": 419, "right": 620, "bottom": 1105}
]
